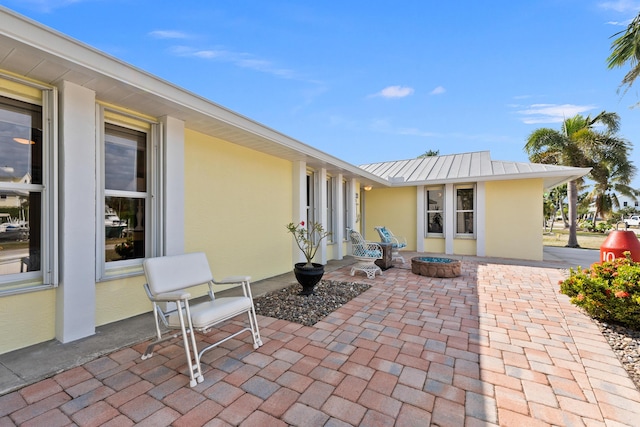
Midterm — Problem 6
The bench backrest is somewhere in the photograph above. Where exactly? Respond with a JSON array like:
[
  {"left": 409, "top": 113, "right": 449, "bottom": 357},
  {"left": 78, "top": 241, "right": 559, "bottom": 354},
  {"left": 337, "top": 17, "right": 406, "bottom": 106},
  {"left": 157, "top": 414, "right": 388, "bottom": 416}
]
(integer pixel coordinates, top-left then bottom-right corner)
[{"left": 143, "top": 252, "right": 214, "bottom": 295}]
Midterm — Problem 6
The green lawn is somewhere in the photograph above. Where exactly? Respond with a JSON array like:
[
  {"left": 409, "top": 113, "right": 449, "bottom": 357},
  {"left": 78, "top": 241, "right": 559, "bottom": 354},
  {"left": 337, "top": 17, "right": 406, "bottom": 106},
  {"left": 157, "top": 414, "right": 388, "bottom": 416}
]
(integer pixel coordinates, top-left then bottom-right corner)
[{"left": 543, "top": 228, "right": 608, "bottom": 250}]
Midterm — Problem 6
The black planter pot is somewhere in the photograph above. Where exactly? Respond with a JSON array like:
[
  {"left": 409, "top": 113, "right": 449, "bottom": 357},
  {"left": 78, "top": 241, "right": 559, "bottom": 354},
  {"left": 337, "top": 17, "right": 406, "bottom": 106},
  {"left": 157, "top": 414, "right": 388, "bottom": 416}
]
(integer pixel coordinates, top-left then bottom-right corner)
[{"left": 293, "top": 262, "right": 325, "bottom": 296}]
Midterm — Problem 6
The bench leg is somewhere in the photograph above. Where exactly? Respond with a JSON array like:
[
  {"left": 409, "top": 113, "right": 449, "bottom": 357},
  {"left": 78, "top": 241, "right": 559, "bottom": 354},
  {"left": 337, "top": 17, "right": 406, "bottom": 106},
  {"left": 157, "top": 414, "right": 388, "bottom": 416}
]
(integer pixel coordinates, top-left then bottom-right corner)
[{"left": 177, "top": 300, "right": 204, "bottom": 387}]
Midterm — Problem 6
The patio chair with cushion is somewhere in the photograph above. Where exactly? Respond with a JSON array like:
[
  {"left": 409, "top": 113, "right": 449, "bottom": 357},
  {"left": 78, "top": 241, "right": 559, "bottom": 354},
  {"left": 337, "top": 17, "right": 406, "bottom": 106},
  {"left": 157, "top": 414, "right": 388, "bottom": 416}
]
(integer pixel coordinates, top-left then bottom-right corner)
[
  {"left": 142, "top": 252, "right": 263, "bottom": 387},
  {"left": 347, "top": 228, "right": 383, "bottom": 279},
  {"left": 374, "top": 226, "right": 407, "bottom": 263}
]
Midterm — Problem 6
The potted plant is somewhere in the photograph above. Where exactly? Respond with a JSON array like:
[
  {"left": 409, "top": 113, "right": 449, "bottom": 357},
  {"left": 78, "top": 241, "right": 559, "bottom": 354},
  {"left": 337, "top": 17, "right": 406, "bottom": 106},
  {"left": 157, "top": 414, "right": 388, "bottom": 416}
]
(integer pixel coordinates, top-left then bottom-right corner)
[{"left": 286, "top": 221, "right": 331, "bottom": 295}]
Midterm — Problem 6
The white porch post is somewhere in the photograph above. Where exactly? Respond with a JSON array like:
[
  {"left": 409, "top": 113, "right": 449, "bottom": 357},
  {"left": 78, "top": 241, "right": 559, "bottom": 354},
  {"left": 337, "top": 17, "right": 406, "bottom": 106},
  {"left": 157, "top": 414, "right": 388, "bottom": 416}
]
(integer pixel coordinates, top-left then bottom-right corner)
[
  {"left": 476, "top": 182, "right": 486, "bottom": 257},
  {"left": 317, "top": 168, "right": 328, "bottom": 265},
  {"left": 416, "top": 186, "right": 425, "bottom": 252},
  {"left": 292, "top": 161, "right": 306, "bottom": 264},
  {"left": 56, "top": 81, "right": 96, "bottom": 343},
  {"left": 346, "top": 178, "right": 358, "bottom": 254},
  {"left": 161, "top": 116, "right": 185, "bottom": 256},
  {"left": 445, "top": 183, "right": 455, "bottom": 255},
  {"left": 335, "top": 173, "right": 345, "bottom": 259}
]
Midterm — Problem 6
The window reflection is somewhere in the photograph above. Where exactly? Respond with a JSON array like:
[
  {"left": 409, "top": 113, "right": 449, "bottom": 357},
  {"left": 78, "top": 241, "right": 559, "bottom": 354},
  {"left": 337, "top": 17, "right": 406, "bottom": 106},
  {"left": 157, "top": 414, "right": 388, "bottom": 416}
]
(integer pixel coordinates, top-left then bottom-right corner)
[
  {"left": 0, "top": 96, "right": 42, "bottom": 276},
  {"left": 105, "top": 124, "right": 146, "bottom": 192},
  {"left": 104, "top": 123, "right": 147, "bottom": 263},
  {"left": 456, "top": 187, "right": 474, "bottom": 234},
  {"left": 427, "top": 188, "right": 444, "bottom": 234},
  {"left": 105, "top": 197, "right": 145, "bottom": 261}
]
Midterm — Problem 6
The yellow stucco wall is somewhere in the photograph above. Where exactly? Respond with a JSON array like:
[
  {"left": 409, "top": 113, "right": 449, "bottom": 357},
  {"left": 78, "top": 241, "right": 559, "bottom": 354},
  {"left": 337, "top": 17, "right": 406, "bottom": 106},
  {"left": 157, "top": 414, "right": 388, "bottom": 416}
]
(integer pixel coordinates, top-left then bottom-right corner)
[
  {"left": 485, "top": 179, "right": 543, "bottom": 260},
  {"left": 363, "top": 187, "right": 416, "bottom": 250},
  {"left": 424, "top": 238, "right": 445, "bottom": 253},
  {"left": 453, "top": 239, "right": 477, "bottom": 255},
  {"left": 184, "top": 129, "right": 293, "bottom": 287},
  {"left": 95, "top": 275, "right": 150, "bottom": 326},
  {"left": 0, "top": 289, "right": 56, "bottom": 354}
]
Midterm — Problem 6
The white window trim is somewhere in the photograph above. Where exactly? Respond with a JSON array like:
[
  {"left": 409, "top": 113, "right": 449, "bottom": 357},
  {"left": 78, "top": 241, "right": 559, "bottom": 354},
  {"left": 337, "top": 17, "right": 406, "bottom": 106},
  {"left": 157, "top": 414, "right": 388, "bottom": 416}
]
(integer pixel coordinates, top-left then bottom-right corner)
[
  {"left": 96, "top": 105, "right": 163, "bottom": 281},
  {"left": 326, "top": 175, "right": 335, "bottom": 243},
  {"left": 425, "top": 186, "right": 445, "bottom": 238},
  {"left": 455, "top": 184, "right": 476, "bottom": 239},
  {"left": 0, "top": 78, "right": 58, "bottom": 296}
]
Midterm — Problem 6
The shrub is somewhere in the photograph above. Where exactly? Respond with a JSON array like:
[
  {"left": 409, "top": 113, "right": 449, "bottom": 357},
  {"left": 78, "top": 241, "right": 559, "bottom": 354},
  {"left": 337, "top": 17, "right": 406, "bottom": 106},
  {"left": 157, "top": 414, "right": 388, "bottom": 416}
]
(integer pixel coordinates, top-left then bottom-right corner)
[
  {"left": 114, "top": 238, "right": 135, "bottom": 259},
  {"left": 560, "top": 252, "right": 640, "bottom": 330},
  {"left": 579, "top": 220, "right": 612, "bottom": 233},
  {"left": 595, "top": 222, "right": 612, "bottom": 233},
  {"left": 579, "top": 220, "right": 595, "bottom": 231}
]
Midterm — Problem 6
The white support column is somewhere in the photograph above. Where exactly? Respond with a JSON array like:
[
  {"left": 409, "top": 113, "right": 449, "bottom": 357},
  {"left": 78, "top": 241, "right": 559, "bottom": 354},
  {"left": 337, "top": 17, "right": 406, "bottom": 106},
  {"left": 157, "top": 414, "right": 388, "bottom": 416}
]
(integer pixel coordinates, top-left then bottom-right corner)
[
  {"left": 476, "top": 182, "right": 486, "bottom": 257},
  {"left": 161, "top": 116, "right": 185, "bottom": 256},
  {"left": 416, "top": 186, "right": 425, "bottom": 252},
  {"left": 445, "top": 183, "right": 455, "bottom": 255},
  {"left": 56, "top": 81, "right": 97, "bottom": 343},
  {"left": 348, "top": 178, "right": 358, "bottom": 230},
  {"left": 335, "top": 173, "right": 345, "bottom": 259},
  {"left": 317, "top": 168, "right": 328, "bottom": 265},
  {"left": 346, "top": 178, "right": 358, "bottom": 254},
  {"left": 292, "top": 161, "right": 306, "bottom": 264}
]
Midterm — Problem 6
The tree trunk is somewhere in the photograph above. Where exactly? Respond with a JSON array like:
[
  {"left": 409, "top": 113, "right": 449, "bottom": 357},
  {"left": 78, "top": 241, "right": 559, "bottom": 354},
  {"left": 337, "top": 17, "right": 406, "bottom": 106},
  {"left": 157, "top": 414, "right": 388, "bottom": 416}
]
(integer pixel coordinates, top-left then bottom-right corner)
[{"left": 566, "top": 180, "right": 580, "bottom": 247}]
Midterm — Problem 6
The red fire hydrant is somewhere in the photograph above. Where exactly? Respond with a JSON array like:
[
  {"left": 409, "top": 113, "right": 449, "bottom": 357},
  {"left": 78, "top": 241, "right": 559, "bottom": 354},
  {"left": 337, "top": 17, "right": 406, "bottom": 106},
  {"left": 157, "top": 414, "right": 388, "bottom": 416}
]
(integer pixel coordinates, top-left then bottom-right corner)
[{"left": 600, "top": 230, "right": 640, "bottom": 263}]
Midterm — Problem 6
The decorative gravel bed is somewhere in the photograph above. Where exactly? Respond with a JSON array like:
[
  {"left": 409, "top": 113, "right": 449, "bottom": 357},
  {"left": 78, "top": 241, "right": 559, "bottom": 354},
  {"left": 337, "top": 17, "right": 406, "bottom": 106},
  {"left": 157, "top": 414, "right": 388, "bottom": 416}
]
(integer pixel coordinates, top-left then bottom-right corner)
[
  {"left": 253, "top": 280, "right": 371, "bottom": 326},
  {"left": 594, "top": 320, "right": 640, "bottom": 392}
]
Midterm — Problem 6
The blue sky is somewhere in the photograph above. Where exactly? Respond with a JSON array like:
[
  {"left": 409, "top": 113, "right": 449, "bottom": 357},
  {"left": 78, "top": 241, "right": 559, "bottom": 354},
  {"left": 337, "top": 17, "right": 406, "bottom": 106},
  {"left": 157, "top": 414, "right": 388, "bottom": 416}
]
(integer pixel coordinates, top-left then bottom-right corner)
[{"left": 3, "top": 0, "right": 640, "bottom": 182}]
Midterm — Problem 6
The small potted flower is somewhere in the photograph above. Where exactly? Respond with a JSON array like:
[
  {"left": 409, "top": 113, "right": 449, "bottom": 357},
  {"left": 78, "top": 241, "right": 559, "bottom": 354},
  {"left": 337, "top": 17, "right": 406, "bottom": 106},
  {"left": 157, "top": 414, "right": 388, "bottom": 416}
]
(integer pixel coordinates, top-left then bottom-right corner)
[{"left": 286, "top": 221, "right": 331, "bottom": 295}]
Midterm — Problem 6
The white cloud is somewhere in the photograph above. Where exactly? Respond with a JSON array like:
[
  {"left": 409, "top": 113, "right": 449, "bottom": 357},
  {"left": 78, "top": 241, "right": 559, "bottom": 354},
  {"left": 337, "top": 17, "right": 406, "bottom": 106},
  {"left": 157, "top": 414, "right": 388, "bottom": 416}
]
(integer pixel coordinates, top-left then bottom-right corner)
[
  {"left": 606, "top": 19, "right": 633, "bottom": 25},
  {"left": 516, "top": 103, "right": 596, "bottom": 124},
  {"left": 149, "top": 30, "right": 190, "bottom": 40},
  {"left": 372, "top": 85, "right": 414, "bottom": 98},
  {"left": 168, "top": 46, "right": 296, "bottom": 79},
  {"left": 513, "top": 94, "right": 534, "bottom": 100},
  {"left": 599, "top": 0, "right": 640, "bottom": 12},
  {"left": 430, "top": 86, "right": 446, "bottom": 95}
]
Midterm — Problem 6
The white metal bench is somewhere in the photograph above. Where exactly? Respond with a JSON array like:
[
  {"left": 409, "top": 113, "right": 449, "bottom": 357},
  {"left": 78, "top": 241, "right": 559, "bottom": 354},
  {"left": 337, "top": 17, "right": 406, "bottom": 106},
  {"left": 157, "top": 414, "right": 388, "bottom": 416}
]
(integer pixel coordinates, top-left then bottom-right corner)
[
  {"left": 347, "top": 228, "right": 383, "bottom": 279},
  {"left": 142, "top": 252, "right": 263, "bottom": 387}
]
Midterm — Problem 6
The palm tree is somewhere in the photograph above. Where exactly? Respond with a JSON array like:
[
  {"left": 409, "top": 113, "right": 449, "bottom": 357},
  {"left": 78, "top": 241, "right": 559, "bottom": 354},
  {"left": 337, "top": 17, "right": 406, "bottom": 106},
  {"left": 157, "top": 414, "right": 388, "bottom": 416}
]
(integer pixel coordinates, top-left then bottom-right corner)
[
  {"left": 525, "top": 112, "right": 629, "bottom": 247},
  {"left": 418, "top": 149, "right": 440, "bottom": 158},
  {"left": 608, "top": 12, "right": 640, "bottom": 93},
  {"left": 585, "top": 150, "right": 639, "bottom": 226}
]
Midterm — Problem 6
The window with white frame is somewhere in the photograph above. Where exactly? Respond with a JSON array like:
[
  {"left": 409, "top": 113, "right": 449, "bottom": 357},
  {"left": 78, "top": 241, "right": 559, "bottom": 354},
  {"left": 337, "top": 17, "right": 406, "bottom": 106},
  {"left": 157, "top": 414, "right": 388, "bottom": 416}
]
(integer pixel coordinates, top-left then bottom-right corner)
[
  {"left": 0, "top": 87, "right": 56, "bottom": 292},
  {"left": 426, "top": 186, "right": 444, "bottom": 236},
  {"left": 455, "top": 184, "right": 475, "bottom": 236},
  {"left": 326, "top": 176, "right": 334, "bottom": 242},
  {"left": 99, "top": 108, "right": 162, "bottom": 278},
  {"left": 306, "top": 171, "right": 316, "bottom": 233}
]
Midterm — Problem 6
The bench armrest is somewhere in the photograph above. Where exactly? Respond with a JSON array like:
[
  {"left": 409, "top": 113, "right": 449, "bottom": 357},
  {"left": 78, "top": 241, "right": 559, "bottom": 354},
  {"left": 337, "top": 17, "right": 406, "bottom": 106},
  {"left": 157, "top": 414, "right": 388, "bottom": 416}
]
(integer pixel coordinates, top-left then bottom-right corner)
[
  {"left": 213, "top": 275, "right": 252, "bottom": 285},
  {"left": 149, "top": 290, "right": 191, "bottom": 301}
]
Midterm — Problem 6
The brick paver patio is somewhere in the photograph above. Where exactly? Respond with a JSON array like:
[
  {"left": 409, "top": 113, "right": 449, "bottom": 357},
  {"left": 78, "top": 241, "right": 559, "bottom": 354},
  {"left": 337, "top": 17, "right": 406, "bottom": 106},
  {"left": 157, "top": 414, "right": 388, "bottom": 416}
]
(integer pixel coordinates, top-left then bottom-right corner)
[{"left": 2, "top": 256, "right": 640, "bottom": 426}]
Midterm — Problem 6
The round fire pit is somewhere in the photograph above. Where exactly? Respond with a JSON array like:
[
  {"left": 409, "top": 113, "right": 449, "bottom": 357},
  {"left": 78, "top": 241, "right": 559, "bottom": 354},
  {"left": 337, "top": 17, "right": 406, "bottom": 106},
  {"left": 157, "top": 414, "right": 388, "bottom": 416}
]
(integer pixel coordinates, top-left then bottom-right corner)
[{"left": 411, "top": 257, "right": 461, "bottom": 278}]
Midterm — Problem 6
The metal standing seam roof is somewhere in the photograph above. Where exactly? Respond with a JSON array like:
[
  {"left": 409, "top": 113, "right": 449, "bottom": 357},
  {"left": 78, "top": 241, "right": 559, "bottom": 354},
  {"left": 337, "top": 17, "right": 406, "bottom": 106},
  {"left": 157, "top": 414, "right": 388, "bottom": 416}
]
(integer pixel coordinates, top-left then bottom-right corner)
[{"left": 359, "top": 151, "right": 591, "bottom": 190}]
